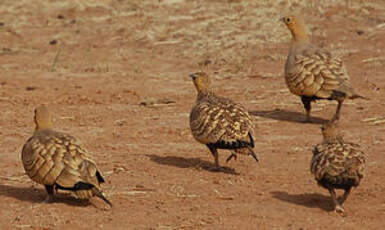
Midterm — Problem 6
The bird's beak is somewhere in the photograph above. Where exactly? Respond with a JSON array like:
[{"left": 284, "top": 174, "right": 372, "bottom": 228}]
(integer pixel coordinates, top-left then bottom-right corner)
[
  {"left": 189, "top": 74, "right": 196, "bottom": 80},
  {"left": 279, "top": 17, "right": 284, "bottom": 22}
]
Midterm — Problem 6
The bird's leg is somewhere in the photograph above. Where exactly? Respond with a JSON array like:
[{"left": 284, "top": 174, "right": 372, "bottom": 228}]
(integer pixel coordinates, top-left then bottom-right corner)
[
  {"left": 331, "top": 100, "right": 343, "bottom": 121},
  {"left": 44, "top": 185, "right": 55, "bottom": 203},
  {"left": 328, "top": 188, "right": 345, "bottom": 216},
  {"left": 206, "top": 145, "right": 220, "bottom": 170},
  {"left": 226, "top": 151, "right": 237, "bottom": 163},
  {"left": 339, "top": 187, "right": 351, "bottom": 205},
  {"left": 301, "top": 96, "right": 312, "bottom": 122}
]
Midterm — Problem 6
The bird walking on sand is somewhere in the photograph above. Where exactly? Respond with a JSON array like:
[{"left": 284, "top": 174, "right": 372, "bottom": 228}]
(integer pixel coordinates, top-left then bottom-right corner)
[
  {"left": 281, "top": 15, "right": 367, "bottom": 122},
  {"left": 21, "top": 105, "right": 112, "bottom": 206},
  {"left": 189, "top": 72, "right": 258, "bottom": 170},
  {"left": 311, "top": 121, "right": 366, "bottom": 216}
]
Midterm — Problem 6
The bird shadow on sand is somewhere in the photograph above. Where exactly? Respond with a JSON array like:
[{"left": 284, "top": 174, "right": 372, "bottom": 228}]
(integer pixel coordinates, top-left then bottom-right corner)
[
  {"left": 146, "top": 154, "right": 239, "bottom": 175},
  {"left": 0, "top": 184, "right": 90, "bottom": 207},
  {"left": 270, "top": 191, "right": 334, "bottom": 212},
  {"left": 249, "top": 109, "right": 328, "bottom": 124}
]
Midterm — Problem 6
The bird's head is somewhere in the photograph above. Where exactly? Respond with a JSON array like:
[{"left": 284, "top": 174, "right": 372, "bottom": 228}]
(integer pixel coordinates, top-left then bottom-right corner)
[
  {"left": 281, "top": 14, "right": 309, "bottom": 43},
  {"left": 189, "top": 72, "right": 211, "bottom": 94},
  {"left": 321, "top": 121, "right": 344, "bottom": 143}
]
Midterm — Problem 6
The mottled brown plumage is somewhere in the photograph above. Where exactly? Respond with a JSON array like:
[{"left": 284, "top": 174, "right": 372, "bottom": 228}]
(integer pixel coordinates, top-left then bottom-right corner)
[
  {"left": 282, "top": 15, "right": 367, "bottom": 122},
  {"left": 189, "top": 72, "right": 258, "bottom": 169},
  {"left": 311, "top": 121, "right": 366, "bottom": 215},
  {"left": 21, "top": 105, "right": 112, "bottom": 206}
]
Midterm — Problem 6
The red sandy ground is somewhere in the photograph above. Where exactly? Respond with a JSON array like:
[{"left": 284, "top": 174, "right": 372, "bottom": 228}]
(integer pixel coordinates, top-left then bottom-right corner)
[{"left": 0, "top": 1, "right": 384, "bottom": 229}]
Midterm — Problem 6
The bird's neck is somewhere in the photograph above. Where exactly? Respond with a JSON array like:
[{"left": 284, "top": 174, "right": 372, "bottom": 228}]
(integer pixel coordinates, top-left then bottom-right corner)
[
  {"left": 323, "top": 135, "right": 344, "bottom": 144},
  {"left": 290, "top": 26, "right": 310, "bottom": 45},
  {"left": 197, "top": 89, "right": 214, "bottom": 101},
  {"left": 34, "top": 123, "right": 52, "bottom": 133}
]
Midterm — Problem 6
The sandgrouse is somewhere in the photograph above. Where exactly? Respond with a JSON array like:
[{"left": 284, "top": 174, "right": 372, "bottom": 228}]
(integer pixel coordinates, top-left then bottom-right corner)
[
  {"left": 282, "top": 15, "right": 366, "bottom": 122},
  {"left": 189, "top": 72, "right": 258, "bottom": 170},
  {"left": 311, "top": 121, "right": 366, "bottom": 215},
  {"left": 21, "top": 105, "right": 112, "bottom": 206}
]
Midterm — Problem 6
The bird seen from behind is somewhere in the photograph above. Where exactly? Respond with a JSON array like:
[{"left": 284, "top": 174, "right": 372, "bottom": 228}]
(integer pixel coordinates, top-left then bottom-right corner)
[
  {"left": 21, "top": 105, "right": 112, "bottom": 206},
  {"left": 311, "top": 121, "right": 366, "bottom": 216}
]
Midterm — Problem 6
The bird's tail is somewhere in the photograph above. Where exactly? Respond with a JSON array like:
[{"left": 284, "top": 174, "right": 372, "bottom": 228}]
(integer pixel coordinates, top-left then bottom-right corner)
[
  {"left": 250, "top": 149, "right": 259, "bottom": 163},
  {"left": 92, "top": 187, "right": 113, "bottom": 207},
  {"left": 350, "top": 93, "right": 369, "bottom": 100},
  {"left": 234, "top": 147, "right": 259, "bottom": 163}
]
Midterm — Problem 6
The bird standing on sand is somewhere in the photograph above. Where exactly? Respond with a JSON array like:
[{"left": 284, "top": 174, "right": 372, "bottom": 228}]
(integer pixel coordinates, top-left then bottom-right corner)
[
  {"left": 21, "top": 105, "right": 112, "bottom": 206},
  {"left": 281, "top": 15, "right": 366, "bottom": 122},
  {"left": 189, "top": 72, "right": 258, "bottom": 170},
  {"left": 311, "top": 121, "right": 366, "bottom": 215}
]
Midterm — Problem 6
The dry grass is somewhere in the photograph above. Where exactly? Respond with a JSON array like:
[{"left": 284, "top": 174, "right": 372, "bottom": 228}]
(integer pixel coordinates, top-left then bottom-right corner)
[
  {"left": 1, "top": 0, "right": 384, "bottom": 77},
  {"left": 363, "top": 116, "right": 385, "bottom": 125}
]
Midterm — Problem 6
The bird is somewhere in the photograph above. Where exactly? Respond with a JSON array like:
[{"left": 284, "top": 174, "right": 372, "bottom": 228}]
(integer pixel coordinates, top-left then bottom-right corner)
[
  {"left": 311, "top": 121, "right": 366, "bottom": 215},
  {"left": 21, "top": 105, "right": 112, "bottom": 206},
  {"left": 281, "top": 15, "right": 367, "bottom": 122},
  {"left": 189, "top": 72, "right": 258, "bottom": 170}
]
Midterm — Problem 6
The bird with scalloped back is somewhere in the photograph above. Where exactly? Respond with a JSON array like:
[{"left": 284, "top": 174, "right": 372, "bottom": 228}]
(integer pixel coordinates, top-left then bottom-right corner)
[
  {"left": 21, "top": 105, "right": 112, "bottom": 206},
  {"left": 281, "top": 15, "right": 367, "bottom": 122},
  {"left": 311, "top": 121, "right": 366, "bottom": 216}
]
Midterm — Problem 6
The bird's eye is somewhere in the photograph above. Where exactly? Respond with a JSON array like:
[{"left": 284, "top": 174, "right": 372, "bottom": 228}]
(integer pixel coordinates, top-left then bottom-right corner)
[{"left": 286, "top": 17, "right": 291, "bottom": 23}]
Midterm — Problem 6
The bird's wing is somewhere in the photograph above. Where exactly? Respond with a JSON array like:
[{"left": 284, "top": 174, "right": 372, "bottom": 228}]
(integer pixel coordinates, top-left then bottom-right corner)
[
  {"left": 311, "top": 142, "right": 366, "bottom": 182},
  {"left": 286, "top": 45, "right": 355, "bottom": 98},
  {"left": 22, "top": 130, "right": 104, "bottom": 194},
  {"left": 190, "top": 95, "right": 253, "bottom": 145}
]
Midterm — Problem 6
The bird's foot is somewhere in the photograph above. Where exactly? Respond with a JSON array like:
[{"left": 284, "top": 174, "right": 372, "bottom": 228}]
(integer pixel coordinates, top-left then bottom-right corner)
[
  {"left": 206, "top": 163, "right": 221, "bottom": 172},
  {"left": 226, "top": 153, "right": 237, "bottom": 163},
  {"left": 43, "top": 195, "right": 55, "bottom": 204},
  {"left": 330, "top": 114, "right": 341, "bottom": 122},
  {"left": 302, "top": 116, "right": 313, "bottom": 123},
  {"left": 335, "top": 205, "right": 346, "bottom": 217},
  {"left": 208, "top": 164, "right": 235, "bottom": 173},
  {"left": 338, "top": 196, "right": 347, "bottom": 204}
]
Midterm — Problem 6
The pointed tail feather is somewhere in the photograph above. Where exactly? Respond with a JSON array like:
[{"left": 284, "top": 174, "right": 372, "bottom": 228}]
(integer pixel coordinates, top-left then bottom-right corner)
[
  {"left": 234, "top": 147, "right": 259, "bottom": 163},
  {"left": 350, "top": 93, "right": 369, "bottom": 100},
  {"left": 92, "top": 187, "right": 113, "bottom": 207},
  {"left": 249, "top": 149, "right": 259, "bottom": 163}
]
